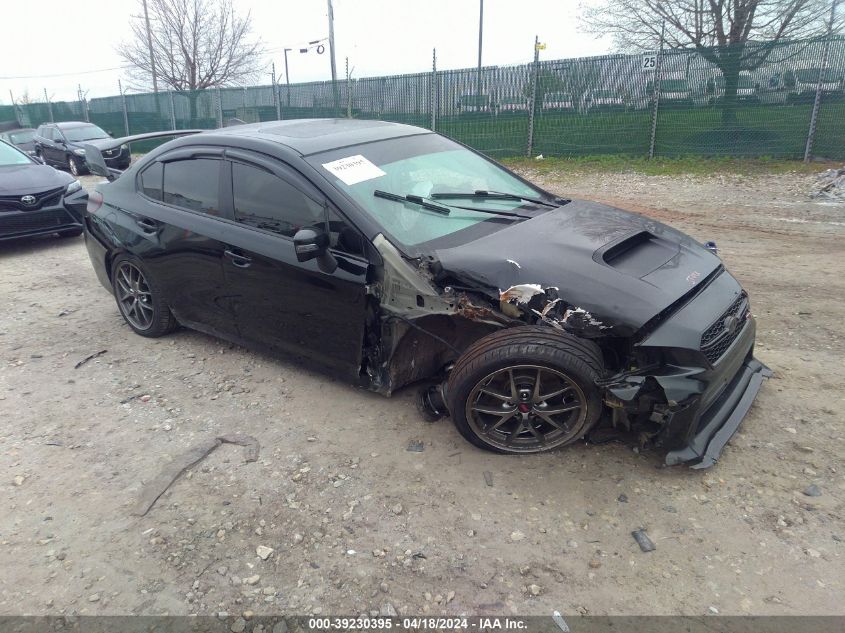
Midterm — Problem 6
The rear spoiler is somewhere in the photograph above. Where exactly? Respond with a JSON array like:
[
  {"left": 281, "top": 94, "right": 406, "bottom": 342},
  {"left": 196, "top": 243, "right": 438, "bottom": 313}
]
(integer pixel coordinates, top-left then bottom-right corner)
[{"left": 82, "top": 129, "right": 205, "bottom": 181}]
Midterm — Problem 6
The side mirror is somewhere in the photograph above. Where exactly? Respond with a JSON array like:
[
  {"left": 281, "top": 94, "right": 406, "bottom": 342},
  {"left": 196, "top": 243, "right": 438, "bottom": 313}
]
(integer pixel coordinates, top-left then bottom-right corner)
[{"left": 293, "top": 228, "right": 337, "bottom": 273}]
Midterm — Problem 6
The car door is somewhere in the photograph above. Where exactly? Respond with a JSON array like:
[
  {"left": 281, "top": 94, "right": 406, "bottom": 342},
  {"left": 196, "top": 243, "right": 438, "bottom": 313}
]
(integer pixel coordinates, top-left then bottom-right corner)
[
  {"left": 128, "top": 152, "right": 239, "bottom": 339},
  {"left": 40, "top": 126, "right": 58, "bottom": 163},
  {"left": 219, "top": 151, "right": 371, "bottom": 378}
]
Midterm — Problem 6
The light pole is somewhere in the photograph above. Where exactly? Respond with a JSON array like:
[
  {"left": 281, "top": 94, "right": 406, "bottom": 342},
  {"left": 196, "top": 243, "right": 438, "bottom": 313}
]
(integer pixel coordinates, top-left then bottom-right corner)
[
  {"left": 327, "top": 0, "right": 339, "bottom": 111},
  {"left": 477, "top": 0, "right": 484, "bottom": 98},
  {"left": 284, "top": 48, "right": 292, "bottom": 107}
]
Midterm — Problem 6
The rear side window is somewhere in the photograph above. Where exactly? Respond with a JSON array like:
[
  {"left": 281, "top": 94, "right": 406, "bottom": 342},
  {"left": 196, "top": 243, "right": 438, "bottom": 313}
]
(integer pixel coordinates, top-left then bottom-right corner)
[
  {"left": 139, "top": 162, "right": 163, "bottom": 200},
  {"left": 42, "top": 127, "right": 54, "bottom": 141},
  {"left": 231, "top": 162, "right": 324, "bottom": 237},
  {"left": 162, "top": 159, "right": 220, "bottom": 215}
]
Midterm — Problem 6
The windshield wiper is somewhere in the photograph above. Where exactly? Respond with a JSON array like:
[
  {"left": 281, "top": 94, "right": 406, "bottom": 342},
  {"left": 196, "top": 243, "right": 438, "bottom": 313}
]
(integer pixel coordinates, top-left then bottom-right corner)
[
  {"left": 430, "top": 190, "right": 559, "bottom": 207},
  {"left": 374, "top": 190, "right": 451, "bottom": 215}
]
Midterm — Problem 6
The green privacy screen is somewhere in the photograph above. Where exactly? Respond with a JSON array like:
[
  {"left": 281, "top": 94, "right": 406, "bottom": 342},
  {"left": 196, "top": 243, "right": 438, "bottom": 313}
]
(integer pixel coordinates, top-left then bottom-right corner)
[{"left": 7, "top": 36, "right": 844, "bottom": 160}]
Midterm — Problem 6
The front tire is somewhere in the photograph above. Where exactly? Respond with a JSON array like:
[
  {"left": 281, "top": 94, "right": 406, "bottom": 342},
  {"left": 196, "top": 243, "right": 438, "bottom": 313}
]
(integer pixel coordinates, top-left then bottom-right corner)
[
  {"left": 447, "top": 326, "right": 604, "bottom": 454},
  {"left": 67, "top": 155, "right": 87, "bottom": 176},
  {"left": 111, "top": 256, "right": 177, "bottom": 337}
]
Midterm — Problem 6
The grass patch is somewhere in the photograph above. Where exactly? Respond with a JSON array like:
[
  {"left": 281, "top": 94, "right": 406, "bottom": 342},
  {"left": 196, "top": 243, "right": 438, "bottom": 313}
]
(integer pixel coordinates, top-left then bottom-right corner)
[{"left": 501, "top": 154, "right": 838, "bottom": 176}]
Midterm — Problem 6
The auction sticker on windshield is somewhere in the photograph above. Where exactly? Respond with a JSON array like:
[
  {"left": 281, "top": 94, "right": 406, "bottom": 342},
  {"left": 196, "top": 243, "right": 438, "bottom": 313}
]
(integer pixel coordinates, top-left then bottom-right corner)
[{"left": 322, "top": 155, "right": 386, "bottom": 186}]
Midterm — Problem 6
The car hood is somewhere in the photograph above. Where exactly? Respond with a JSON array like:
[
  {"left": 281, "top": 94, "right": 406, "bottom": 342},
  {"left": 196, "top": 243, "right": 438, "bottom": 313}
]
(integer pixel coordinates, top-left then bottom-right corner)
[
  {"left": 433, "top": 200, "right": 722, "bottom": 336},
  {"left": 67, "top": 138, "right": 115, "bottom": 150},
  {"left": 0, "top": 164, "right": 73, "bottom": 194}
]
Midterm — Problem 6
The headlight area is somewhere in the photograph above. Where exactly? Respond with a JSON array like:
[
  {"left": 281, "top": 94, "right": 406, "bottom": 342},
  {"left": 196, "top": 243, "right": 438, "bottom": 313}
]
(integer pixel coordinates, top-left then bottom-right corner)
[{"left": 62, "top": 179, "right": 88, "bottom": 222}]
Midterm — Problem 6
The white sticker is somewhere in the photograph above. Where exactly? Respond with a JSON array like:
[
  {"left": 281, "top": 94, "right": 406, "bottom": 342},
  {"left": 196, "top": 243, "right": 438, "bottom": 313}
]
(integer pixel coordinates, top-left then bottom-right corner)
[{"left": 322, "top": 154, "right": 386, "bottom": 186}]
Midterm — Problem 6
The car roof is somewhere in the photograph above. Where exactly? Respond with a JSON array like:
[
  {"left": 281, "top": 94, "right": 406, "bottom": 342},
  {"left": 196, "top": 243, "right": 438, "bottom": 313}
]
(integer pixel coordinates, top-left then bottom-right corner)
[
  {"left": 211, "top": 118, "right": 431, "bottom": 155},
  {"left": 55, "top": 121, "right": 97, "bottom": 129}
]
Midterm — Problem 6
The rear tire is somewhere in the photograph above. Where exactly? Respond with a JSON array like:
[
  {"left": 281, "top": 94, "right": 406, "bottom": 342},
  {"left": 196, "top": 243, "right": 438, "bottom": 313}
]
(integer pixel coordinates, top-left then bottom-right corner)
[
  {"left": 447, "top": 326, "right": 604, "bottom": 454},
  {"left": 111, "top": 255, "right": 178, "bottom": 338}
]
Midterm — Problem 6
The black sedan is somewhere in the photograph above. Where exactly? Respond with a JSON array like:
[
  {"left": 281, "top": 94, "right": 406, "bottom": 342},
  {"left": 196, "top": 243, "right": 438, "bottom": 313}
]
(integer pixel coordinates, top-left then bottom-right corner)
[
  {"left": 0, "top": 128, "right": 38, "bottom": 156},
  {"left": 0, "top": 140, "right": 88, "bottom": 241},
  {"left": 35, "top": 122, "right": 131, "bottom": 176},
  {"left": 80, "top": 119, "right": 770, "bottom": 468}
]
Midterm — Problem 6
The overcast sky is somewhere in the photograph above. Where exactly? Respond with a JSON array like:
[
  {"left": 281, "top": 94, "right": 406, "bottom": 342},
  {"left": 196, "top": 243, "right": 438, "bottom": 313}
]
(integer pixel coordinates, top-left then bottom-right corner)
[{"left": 0, "top": 0, "right": 611, "bottom": 104}]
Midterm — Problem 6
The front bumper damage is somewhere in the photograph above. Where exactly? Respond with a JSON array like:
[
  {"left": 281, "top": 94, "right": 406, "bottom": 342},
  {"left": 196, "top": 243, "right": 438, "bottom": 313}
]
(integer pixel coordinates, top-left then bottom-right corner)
[{"left": 602, "top": 271, "right": 771, "bottom": 468}]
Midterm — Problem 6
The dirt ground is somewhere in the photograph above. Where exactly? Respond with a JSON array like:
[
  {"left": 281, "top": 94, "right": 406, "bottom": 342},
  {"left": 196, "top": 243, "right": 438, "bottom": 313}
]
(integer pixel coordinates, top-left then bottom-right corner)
[{"left": 1, "top": 167, "right": 843, "bottom": 619}]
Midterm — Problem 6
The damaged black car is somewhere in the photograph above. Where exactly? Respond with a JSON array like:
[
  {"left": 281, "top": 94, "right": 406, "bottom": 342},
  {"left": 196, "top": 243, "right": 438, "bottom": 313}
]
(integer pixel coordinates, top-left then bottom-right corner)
[{"left": 80, "top": 120, "right": 770, "bottom": 468}]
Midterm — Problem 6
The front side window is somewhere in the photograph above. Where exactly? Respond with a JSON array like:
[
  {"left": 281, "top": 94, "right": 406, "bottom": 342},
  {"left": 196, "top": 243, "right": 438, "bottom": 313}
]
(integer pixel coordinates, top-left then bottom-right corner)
[
  {"left": 163, "top": 159, "right": 220, "bottom": 215},
  {"left": 231, "top": 162, "right": 325, "bottom": 237}
]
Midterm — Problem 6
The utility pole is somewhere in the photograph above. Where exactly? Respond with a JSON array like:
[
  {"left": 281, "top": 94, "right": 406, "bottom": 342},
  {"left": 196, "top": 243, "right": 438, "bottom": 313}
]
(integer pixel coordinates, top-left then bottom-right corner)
[
  {"left": 284, "top": 48, "right": 292, "bottom": 107},
  {"left": 327, "top": 0, "right": 339, "bottom": 112},
  {"left": 142, "top": 0, "right": 158, "bottom": 94},
  {"left": 43, "top": 88, "right": 54, "bottom": 122},
  {"left": 431, "top": 48, "right": 437, "bottom": 132},
  {"left": 476, "top": 0, "right": 484, "bottom": 98},
  {"left": 272, "top": 62, "right": 281, "bottom": 120},
  {"left": 526, "top": 35, "right": 541, "bottom": 157}
]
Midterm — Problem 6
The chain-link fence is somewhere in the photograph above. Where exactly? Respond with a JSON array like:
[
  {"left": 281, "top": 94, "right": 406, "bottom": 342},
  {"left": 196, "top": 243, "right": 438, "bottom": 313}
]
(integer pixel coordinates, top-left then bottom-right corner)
[{"left": 3, "top": 36, "right": 844, "bottom": 160}]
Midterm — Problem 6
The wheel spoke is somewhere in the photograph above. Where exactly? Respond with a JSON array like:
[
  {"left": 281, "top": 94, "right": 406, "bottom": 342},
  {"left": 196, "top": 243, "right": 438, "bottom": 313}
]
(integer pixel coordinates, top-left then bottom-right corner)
[
  {"left": 524, "top": 418, "right": 546, "bottom": 444},
  {"left": 485, "top": 411, "right": 516, "bottom": 434},
  {"left": 505, "top": 420, "right": 524, "bottom": 446},
  {"left": 531, "top": 368, "right": 542, "bottom": 402},
  {"left": 538, "top": 385, "right": 575, "bottom": 401},
  {"left": 534, "top": 410, "right": 569, "bottom": 432},
  {"left": 472, "top": 404, "right": 517, "bottom": 416},
  {"left": 507, "top": 369, "right": 518, "bottom": 401},
  {"left": 537, "top": 403, "right": 581, "bottom": 416},
  {"left": 479, "top": 385, "right": 512, "bottom": 402}
]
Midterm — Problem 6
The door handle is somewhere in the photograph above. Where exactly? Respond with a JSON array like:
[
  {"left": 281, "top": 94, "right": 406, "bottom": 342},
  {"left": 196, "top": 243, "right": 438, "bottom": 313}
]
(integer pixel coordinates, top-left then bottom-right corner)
[
  {"left": 224, "top": 249, "right": 252, "bottom": 268},
  {"left": 136, "top": 218, "right": 160, "bottom": 233}
]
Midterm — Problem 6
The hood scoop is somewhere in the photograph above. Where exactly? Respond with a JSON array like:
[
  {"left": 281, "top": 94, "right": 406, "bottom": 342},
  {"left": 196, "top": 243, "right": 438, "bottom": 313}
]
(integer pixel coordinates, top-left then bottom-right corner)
[{"left": 596, "top": 230, "right": 680, "bottom": 278}]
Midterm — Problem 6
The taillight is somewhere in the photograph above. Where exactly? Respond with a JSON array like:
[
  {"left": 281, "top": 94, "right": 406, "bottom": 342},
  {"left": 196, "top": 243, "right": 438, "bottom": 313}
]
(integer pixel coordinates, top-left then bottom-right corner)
[{"left": 86, "top": 191, "right": 104, "bottom": 215}]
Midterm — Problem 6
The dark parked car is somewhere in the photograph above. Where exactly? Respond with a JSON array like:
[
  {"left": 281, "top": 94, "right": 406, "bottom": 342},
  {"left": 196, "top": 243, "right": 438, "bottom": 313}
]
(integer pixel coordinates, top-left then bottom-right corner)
[
  {"left": 81, "top": 120, "right": 769, "bottom": 468},
  {"left": 34, "top": 122, "right": 130, "bottom": 176},
  {"left": 0, "top": 128, "right": 38, "bottom": 156},
  {"left": 0, "top": 139, "right": 87, "bottom": 241}
]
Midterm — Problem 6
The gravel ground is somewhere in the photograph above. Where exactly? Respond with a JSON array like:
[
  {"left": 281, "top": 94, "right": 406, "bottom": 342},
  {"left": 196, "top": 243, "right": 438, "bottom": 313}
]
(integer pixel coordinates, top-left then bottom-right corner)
[{"left": 0, "top": 168, "right": 843, "bottom": 618}]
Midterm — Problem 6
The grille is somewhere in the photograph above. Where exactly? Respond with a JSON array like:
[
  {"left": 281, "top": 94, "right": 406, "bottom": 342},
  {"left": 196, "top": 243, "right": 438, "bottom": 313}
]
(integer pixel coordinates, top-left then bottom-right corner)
[
  {"left": 701, "top": 293, "right": 749, "bottom": 364},
  {"left": 0, "top": 209, "right": 74, "bottom": 234},
  {"left": 0, "top": 187, "right": 65, "bottom": 212}
]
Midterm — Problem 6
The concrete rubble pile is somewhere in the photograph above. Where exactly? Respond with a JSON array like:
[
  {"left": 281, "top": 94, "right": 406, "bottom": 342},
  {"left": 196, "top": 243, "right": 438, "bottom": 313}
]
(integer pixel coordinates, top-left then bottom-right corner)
[{"left": 812, "top": 165, "right": 845, "bottom": 201}]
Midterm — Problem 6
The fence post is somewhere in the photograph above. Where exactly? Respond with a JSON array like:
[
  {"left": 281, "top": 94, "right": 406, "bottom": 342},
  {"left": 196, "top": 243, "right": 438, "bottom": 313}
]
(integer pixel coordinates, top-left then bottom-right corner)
[
  {"left": 648, "top": 21, "right": 666, "bottom": 160},
  {"left": 78, "top": 84, "right": 89, "bottom": 122},
  {"left": 804, "top": 37, "right": 833, "bottom": 162},
  {"left": 44, "top": 88, "right": 54, "bottom": 123},
  {"left": 272, "top": 62, "right": 281, "bottom": 121},
  {"left": 431, "top": 48, "right": 437, "bottom": 132},
  {"left": 216, "top": 88, "right": 224, "bottom": 128},
  {"left": 169, "top": 91, "right": 176, "bottom": 129},
  {"left": 119, "top": 80, "right": 129, "bottom": 135},
  {"left": 526, "top": 36, "right": 540, "bottom": 157},
  {"left": 346, "top": 57, "right": 352, "bottom": 118}
]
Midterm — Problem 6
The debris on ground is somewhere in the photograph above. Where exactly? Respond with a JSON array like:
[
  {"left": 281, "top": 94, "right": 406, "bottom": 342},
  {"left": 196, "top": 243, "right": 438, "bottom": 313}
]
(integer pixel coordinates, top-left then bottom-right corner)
[
  {"left": 811, "top": 165, "right": 845, "bottom": 200},
  {"left": 74, "top": 349, "right": 107, "bottom": 369},
  {"left": 803, "top": 484, "right": 822, "bottom": 497},
  {"left": 631, "top": 529, "right": 656, "bottom": 552},
  {"left": 483, "top": 471, "right": 494, "bottom": 487},
  {"left": 132, "top": 434, "right": 260, "bottom": 516},
  {"left": 406, "top": 440, "right": 424, "bottom": 452}
]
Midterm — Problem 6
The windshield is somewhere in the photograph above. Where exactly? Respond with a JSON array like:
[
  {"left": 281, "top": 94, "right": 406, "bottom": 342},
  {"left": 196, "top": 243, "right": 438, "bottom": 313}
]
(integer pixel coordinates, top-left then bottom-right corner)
[
  {"left": 309, "top": 134, "right": 549, "bottom": 253},
  {"left": 0, "top": 141, "right": 33, "bottom": 166},
  {"left": 662, "top": 79, "right": 689, "bottom": 92},
  {"left": 797, "top": 69, "right": 839, "bottom": 83},
  {"left": 62, "top": 124, "right": 110, "bottom": 142},
  {"left": 9, "top": 130, "right": 35, "bottom": 144}
]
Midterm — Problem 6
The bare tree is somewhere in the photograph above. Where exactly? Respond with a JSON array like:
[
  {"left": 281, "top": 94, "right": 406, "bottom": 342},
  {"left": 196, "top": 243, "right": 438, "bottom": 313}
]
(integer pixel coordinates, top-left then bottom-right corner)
[
  {"left": 118, "top": 0, "right": 264, "bottom": 119},
  {"left": 581, "top": 0, "right": 841, "bottom": 123}
]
